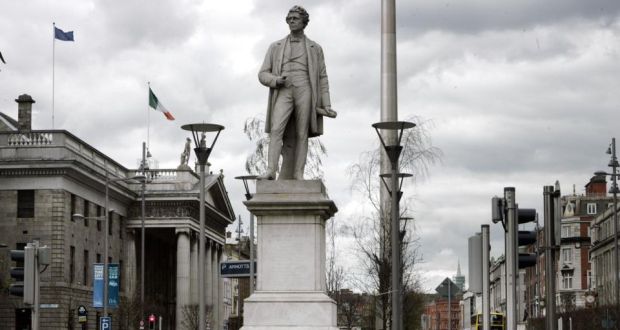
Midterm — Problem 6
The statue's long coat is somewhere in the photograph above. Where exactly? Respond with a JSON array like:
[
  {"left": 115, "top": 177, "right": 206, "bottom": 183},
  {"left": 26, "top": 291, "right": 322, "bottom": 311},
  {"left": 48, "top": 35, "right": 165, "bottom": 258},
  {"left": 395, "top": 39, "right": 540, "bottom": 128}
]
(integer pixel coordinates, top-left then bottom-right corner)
[{"left": 258, "top": 35, "right": 331, "bottom": 138}]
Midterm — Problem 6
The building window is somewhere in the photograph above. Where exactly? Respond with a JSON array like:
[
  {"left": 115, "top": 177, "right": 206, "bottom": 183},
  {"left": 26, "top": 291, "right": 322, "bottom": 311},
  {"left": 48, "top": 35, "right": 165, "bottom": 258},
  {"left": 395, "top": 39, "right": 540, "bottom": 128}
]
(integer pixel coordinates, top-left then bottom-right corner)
[
  {"left": 70, "top": 246, "right": 75, "bottom": 284},
  {"left": 17, "top": 190, "right": 35, "bottom": 218},
  {"left": 119, "top": 216, "right": 124, "bottom": 239},
  {"left": 562, "top": 271, "right": 573, "bottom": 289},
  {"left": 562, "top": 225, "right": 571, "bottom": 238},
  {"left": 96, "top": 205, "right": 102, "bottom": 231},
  {"left": 83, "top": 250, "right": 89, "bottom": 285},
  {"left": 562, "top": 248, "right": 573, "bottom": 263},
  {"left": 96, "top": 253, "right": 102, "bottom": 263},
  {"left": 70, "top": 194, "right": 77, "bottom": 221},
  {"left": 119, "top": 260, "right": 123, "bottom": 291},
  {"left": 587, "top": 203, "right": 597, "bottom": 215},
  {"left": 84, "top": 200, "right": 90, "bottom": 226},
  {"left": 108, "top": 212, "right": 113, "bottom": 236}
]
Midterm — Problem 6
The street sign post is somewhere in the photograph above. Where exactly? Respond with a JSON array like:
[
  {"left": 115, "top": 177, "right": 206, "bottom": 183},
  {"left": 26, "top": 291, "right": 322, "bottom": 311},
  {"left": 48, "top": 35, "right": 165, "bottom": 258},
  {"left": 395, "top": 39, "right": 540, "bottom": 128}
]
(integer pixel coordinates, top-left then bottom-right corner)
[
  {"left": 435, "top": 278, "right": 460, "bottom": 298},
  {"left": 220, "top": 260, "right": 257, "bottom": 278},
  {"left": 435, "top": 277, "right": 460, "bottom": 330},
  {"left": 77, "top": 305, "right": 87, "bottom": 324},
  {"left": 100, "top": 316, "right": 111, "bottom": 330}
]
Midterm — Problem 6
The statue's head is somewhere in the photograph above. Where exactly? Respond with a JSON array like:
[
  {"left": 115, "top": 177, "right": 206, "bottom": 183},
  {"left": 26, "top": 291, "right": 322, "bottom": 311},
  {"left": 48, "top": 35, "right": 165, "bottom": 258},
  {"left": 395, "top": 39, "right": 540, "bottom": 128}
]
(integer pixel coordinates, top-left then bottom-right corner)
[{"left": 287, "top": 5, "right": 309, "bottom": 28}]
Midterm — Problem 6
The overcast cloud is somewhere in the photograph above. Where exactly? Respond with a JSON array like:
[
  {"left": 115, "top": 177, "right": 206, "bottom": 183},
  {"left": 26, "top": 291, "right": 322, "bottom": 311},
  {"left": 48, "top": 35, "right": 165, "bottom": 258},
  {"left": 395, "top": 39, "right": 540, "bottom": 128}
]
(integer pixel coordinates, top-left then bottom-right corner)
[{"left": 1, "top": 0, "right": 620, "bottom": 292}]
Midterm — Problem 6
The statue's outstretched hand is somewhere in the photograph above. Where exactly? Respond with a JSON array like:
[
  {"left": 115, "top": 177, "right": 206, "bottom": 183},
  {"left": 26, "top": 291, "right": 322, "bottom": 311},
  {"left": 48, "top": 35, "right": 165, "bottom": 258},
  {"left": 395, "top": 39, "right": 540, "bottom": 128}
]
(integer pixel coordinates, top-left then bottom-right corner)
[{"left": 317, "top": 107, "right": 337, "bottom": 118}]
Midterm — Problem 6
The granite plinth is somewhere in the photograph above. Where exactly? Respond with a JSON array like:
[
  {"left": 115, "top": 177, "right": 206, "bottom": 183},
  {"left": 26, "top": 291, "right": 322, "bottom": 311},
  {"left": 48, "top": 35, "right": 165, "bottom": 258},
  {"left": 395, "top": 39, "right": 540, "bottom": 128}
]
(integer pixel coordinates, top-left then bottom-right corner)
[{"left": 241, "top": 180, "right": 338, "bottom": 330}]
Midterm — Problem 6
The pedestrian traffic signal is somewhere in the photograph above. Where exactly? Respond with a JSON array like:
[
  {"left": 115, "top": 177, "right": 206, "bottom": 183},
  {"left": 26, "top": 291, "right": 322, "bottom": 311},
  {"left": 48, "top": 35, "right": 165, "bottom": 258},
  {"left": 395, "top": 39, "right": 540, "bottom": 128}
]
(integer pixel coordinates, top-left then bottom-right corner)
[
  {"left": 9, "top": 245, "right": 35, "bottom": 303},
  {"left": 517, "top": 208, "right": 537, "bottom": 268},
  {"left": 148, "top": 314, "right": 156, "bottom": 330}
]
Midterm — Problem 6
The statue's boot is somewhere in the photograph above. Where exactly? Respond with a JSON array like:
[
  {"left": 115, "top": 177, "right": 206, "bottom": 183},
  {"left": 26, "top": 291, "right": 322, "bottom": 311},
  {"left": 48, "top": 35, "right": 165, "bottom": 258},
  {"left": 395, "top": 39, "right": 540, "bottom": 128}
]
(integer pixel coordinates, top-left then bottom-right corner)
[{"left": 257, "top": 170, "right": 276, "bottom": 180}]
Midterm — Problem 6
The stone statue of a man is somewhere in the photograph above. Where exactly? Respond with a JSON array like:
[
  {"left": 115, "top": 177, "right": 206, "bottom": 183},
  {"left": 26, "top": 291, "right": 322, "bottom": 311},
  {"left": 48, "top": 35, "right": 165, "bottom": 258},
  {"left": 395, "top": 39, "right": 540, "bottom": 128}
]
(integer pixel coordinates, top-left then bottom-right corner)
[
  {"left": 257, "top": 5, "right": 336, "bottom": 181},
  {"left": 179, "top": 137, "right": 191, "bottom": 168}
]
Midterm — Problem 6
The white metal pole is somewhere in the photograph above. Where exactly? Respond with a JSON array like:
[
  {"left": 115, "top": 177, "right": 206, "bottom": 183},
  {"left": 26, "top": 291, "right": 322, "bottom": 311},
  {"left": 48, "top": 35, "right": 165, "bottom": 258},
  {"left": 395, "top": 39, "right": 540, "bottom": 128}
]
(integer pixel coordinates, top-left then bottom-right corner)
[
  {"left": 52, "top": 23, "right": 56, "bottom": 129},
  {"left": 482, "top": 225, "right": 490, "bottom": 330},
  {"left": 381, "top": 0, "right": 398, "bottom": 324}
]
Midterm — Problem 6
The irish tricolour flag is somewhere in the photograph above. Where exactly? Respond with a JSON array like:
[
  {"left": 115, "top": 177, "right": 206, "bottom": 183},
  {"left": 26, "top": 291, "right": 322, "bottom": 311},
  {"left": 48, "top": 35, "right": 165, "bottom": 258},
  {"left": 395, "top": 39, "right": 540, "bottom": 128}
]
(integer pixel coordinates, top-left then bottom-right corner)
[{"left": 149, "top": 88, "right": 175, "bottom": 121}]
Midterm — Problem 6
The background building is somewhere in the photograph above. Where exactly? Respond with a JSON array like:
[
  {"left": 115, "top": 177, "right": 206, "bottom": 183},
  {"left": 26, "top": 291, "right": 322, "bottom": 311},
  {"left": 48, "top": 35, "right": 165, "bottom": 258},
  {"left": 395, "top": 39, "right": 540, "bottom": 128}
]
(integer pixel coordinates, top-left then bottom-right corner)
[{"left": 0, "top": 94, "right": 235, "bottom": 330}]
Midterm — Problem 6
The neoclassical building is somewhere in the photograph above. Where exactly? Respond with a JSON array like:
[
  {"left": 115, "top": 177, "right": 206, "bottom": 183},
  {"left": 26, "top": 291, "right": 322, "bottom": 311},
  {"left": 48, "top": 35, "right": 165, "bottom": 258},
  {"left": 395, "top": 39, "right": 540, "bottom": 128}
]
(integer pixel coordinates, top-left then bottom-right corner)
[{"left": 0, "top": 94, "right": 235, "bottom": 329}]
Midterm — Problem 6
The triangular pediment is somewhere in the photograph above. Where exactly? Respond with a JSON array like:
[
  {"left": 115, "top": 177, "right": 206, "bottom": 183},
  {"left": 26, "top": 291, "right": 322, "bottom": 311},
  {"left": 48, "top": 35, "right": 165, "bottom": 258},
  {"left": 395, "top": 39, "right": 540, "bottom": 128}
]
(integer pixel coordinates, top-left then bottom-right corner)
[{"left": 204, "top": 174, "right": 235, "bottom": 222}]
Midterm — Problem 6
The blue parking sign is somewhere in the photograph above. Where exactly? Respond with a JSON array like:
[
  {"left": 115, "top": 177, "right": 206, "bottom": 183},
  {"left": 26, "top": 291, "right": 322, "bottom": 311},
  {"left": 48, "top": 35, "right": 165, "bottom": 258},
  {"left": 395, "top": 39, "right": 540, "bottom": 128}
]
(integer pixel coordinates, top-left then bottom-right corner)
[{"left": 101, "top": 316, "right": 111, "bottom": 330}]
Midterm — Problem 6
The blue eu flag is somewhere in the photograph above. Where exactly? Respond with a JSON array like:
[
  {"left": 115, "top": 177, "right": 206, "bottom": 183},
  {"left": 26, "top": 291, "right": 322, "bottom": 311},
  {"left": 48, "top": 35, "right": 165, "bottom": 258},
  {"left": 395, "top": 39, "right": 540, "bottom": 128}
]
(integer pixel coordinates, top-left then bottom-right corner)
[{"left": 54, "top": 27, "right": 74, "bottom": 41}]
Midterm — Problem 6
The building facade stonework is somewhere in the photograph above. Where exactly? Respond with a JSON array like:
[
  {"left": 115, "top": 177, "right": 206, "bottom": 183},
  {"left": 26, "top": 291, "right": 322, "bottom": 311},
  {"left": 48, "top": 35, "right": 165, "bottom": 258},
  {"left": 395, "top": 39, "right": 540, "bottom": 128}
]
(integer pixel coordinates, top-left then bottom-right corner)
[{"left": 0, "top": 95, "right": 235, "bottom": 330}]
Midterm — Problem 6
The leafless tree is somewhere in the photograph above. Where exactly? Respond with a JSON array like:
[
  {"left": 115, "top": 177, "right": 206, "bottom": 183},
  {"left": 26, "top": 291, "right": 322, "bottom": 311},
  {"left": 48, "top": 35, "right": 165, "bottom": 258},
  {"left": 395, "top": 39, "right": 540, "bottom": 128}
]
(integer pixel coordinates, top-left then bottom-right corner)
[
  {"left": 243, "top": 117, "right": 327, "bottom": 179},
  {"left": 326, "top": 218, "right": 346, "bottom": 295},
  {"left": 181, "top": 304, "right": 213, "bottom": 330},
  {"left": 347, "top": 116, "right": 441, "bottom": 330},
  {"left": 117, "top": 293, "right": 141, "bottom": 330}
]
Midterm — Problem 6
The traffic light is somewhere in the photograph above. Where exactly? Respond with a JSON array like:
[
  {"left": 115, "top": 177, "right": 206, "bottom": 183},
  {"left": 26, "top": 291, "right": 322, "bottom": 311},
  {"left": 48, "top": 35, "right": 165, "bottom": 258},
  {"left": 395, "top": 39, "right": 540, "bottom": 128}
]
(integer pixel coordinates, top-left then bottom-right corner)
[
  {"left": 9, "top": 249, "right": 25, "bottom": 297},
  {"left": 148, "top": 314, "right": 156, "bottom": 330},
  {"left": 517, "top": 207, "right": 537, "bottom": 268},
  {"left": 9, "top": 245, "right": 35, "bottom": 304}
]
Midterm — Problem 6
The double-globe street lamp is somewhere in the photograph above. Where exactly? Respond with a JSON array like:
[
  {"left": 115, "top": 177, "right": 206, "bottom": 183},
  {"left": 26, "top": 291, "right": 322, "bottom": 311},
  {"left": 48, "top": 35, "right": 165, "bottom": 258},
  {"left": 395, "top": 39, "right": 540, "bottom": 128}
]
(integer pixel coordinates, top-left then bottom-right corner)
[
  {"left": 74, "top": 173, "right": 146, "bottom": 319},
  {"left": 181, "top": 123, "right": 224, "bottom": 330},
  {"left": 372, "top": 120, "right": 415, "bottom": 330}
]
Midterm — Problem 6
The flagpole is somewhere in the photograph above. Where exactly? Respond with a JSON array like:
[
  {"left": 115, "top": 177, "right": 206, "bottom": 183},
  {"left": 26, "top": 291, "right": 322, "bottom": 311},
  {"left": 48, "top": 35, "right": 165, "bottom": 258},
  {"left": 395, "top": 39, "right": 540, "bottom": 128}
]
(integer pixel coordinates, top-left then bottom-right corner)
[
  {"left": 52, "top": 22, "right": 56, "bottom": 129},
  {"left": 147, "top": 82, "right": 151, "bottom": 151}
]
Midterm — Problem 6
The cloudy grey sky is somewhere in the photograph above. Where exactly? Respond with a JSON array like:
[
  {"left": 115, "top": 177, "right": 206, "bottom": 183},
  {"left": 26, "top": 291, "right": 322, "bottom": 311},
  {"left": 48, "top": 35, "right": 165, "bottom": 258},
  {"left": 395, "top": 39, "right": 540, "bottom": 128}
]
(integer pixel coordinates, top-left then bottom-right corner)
[{"left": 1, "top": 0, "right": 620, "bottom": 292}]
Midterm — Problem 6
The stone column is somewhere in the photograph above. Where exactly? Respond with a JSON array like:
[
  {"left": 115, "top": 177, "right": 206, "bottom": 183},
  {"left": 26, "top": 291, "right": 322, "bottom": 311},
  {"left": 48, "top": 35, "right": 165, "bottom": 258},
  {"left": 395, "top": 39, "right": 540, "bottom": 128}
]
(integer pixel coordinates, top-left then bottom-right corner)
[
  {"left": 176, "top": 229, "right": 191, "bottom": 330},
  {"left": 241, "top": 180, "right": 338, "bottom": 330},
  {"left": 191, "top": 232, "right": 199, "bottom": 305},
  {"left": 124, "top": 229, "right": 137, "bottom": 296},
  {"left": 206, "top": 240, "right": 213, "bottom": 323}
]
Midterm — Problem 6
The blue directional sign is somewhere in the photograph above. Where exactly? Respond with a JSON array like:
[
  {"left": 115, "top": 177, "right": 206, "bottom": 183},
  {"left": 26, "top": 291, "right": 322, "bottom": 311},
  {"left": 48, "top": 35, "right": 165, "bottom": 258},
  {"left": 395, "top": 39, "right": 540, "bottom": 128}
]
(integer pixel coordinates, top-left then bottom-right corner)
[
  {"left": 100, "top": 316, "right": 111, "bottom": 330},
  {"left": 220, "top": 260, "right": 257, "bottom": 278}
]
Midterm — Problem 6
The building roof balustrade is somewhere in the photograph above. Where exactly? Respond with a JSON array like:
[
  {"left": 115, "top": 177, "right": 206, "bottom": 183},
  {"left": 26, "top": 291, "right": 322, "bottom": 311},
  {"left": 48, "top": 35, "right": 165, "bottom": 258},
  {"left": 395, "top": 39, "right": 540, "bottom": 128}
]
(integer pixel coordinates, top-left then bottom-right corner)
[{"left": 0, "top": 130, "right": 128, "bottom": 179}]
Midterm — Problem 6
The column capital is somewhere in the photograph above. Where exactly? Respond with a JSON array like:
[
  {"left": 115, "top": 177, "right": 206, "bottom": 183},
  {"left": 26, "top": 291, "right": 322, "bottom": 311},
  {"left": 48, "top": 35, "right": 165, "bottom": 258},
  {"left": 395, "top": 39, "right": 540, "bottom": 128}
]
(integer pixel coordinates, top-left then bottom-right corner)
[{"left": 176, "top": 228, "right": 191, "bottom": 235}]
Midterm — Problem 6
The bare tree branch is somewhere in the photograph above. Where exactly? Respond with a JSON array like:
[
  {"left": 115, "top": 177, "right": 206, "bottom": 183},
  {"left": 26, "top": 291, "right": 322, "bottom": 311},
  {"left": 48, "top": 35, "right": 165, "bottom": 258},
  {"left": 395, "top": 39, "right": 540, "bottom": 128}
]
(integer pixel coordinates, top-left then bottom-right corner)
[{"left": 243, "top": 116, "right": 327, "bottom": 179}]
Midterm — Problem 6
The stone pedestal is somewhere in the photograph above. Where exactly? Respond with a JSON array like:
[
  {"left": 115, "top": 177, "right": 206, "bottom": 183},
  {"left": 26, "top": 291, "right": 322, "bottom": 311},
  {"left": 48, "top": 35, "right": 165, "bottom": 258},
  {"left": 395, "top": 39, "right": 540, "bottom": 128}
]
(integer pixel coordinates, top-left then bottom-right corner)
[{"left": 241, "top": 180, "right": 338, "bottom": 330}]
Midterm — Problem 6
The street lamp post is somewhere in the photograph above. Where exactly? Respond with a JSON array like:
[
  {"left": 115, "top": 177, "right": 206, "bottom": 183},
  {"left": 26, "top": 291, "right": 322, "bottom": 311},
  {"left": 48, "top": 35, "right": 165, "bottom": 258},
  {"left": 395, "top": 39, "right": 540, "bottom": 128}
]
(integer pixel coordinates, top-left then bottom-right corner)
[
  {"left": 74, "top": 173, "right": 145, "bottom": 319},
  {"left": 235, "top": 175, "right": 257, "bottom": 295},
  {"left": 372, "top": 120, "right": 415, "bottom": 330},
  {"left": 140, "top": 142, "right": 149, "bottom": 324},
  {"left": 601, "top": 138, "right": 620, "bottom": 315},
  {"left": 181, "top": 123, "right": 224, "bottom": 330}
]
